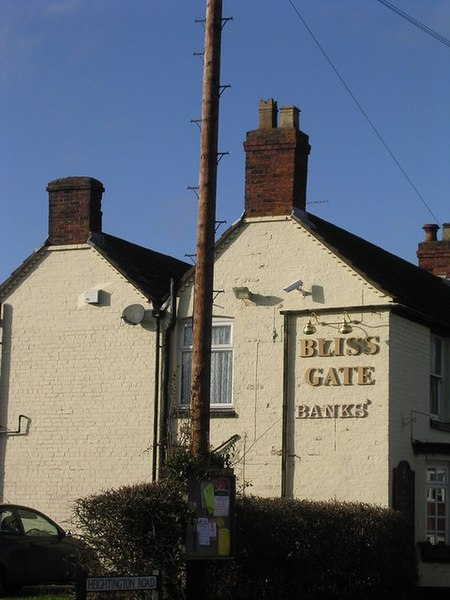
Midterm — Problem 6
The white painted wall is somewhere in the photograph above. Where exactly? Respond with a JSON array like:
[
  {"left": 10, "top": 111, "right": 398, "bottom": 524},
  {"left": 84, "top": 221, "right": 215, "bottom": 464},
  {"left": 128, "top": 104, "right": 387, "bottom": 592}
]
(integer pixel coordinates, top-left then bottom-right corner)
[
  {"left": 175, "top": 215, "right": 450, "bottom": 587},
  {"left": 0, "top": 245, "right": 158, "bottom": 526},
  {"left": 175, "top": 216, "right": 393, "bottom": 499}
]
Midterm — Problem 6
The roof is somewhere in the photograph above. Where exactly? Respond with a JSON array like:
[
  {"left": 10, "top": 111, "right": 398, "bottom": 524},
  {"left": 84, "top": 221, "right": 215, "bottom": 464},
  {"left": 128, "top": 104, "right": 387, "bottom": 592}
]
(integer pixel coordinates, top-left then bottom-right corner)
[
  {"left": 88, "top": 232, "right": 190, "bottom": 304},
  {"left": 4, "top": 208, "right": 450, "bottom": 329},
  {"left": 296, "top": 211, "right": 450, "bottom": 329},
  {"left": 0, "top": 233, "right": 191, "bottom": 305}
]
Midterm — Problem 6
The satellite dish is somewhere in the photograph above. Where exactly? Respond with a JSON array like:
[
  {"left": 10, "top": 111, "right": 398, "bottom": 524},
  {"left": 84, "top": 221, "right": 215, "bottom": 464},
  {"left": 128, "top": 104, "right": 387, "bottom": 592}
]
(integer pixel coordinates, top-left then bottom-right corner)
[{"left": 121, "top": 304, "right": 145, "bottom": 325}]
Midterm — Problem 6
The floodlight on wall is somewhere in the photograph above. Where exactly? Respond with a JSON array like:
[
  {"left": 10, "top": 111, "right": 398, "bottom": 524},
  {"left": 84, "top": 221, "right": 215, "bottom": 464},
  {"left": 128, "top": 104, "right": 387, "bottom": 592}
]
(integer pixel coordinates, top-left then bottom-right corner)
[{"left": 233, "top": 286, "right": 254, "bottom": 301}]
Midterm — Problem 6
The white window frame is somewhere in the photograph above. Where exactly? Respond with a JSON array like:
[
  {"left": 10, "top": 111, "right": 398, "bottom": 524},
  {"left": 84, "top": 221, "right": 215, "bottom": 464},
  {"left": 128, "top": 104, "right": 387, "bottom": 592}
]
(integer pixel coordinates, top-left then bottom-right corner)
[
  {"left": 430, "top": 335, "right": 444, "bottom": 420},
  {"left": 179, "top": 318, "right": 233, "bottom": 409},
  {"left": 426, "top": 464, "right": 449, "bottom": 544}
]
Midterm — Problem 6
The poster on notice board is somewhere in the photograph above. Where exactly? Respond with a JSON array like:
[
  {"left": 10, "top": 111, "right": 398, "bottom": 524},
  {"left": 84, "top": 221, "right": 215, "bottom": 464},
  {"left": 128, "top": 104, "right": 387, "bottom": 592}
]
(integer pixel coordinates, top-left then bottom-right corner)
[{"left": 186, "top": 473, "right": 235, "bottom": 560}]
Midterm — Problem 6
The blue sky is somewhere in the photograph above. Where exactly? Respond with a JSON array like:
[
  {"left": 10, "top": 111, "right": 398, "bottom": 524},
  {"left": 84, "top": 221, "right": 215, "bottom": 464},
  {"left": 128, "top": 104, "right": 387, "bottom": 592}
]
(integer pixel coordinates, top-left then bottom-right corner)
[{"left": 1, "top": 0, "right": 449, "bottom": 283}]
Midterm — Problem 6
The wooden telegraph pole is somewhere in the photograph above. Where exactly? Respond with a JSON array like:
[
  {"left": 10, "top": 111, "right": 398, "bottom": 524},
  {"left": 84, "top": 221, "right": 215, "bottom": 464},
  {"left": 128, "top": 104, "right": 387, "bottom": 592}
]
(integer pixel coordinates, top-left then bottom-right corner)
[
  {"left": 186, "top": 1, "right": 223, "bottom": 598},
  {"left": 190, "top": 0, "right": 223, "bottom": 462}
]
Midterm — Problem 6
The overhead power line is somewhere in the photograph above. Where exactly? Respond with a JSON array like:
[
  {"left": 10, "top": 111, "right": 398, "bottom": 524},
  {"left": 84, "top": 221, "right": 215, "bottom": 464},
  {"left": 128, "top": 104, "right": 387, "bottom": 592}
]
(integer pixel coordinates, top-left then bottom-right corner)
[
  {"left": 376, "top": 0, "right": 450, "bottom": 49},
  {"left": 287, "top": 0, "right": 440, "bottom": 224}
]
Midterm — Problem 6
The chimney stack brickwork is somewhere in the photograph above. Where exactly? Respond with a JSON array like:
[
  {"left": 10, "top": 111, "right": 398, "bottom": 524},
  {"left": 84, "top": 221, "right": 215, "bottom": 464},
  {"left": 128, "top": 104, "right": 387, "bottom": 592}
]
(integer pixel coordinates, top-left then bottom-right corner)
[
  {"left": 47, "top": 177, "right": 105, "bottom": 245},
  {"left": 244, "top": 99, "right": 311, "bottom": 218},
  {"left": 417, "top": 223, "right": 450, "bottom": 278}
]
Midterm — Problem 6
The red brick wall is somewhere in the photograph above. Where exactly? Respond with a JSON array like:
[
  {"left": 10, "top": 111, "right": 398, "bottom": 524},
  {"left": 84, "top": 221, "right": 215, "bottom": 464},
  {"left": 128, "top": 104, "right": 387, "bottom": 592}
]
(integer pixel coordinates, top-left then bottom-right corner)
[
  {"left": 244, "top": 127, "right": 310, "bottom": 218},
  {"left": 417, "top": 241, "right": 450, "bottom": 277},
  {"left": 47, "top": 177, "right": 105, "bottom": 245}
]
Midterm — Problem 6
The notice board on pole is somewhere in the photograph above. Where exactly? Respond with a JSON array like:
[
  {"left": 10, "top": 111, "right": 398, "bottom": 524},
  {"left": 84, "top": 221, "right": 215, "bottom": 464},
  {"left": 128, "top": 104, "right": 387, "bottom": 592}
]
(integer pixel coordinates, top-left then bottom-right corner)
[{"left": 186, "top": 473, "right": 235, "bottom": 560}]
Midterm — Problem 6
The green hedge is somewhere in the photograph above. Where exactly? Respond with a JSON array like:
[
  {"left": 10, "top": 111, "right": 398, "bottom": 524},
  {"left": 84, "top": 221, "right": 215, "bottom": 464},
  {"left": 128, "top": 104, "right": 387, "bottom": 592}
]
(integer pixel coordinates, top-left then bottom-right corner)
[
  {"left": 74, "top": 483, "right": 417, "bottom": 599},
  {"left": 226, "top": 495, "right": 418, "bottom": 599},
  {"left": 73, "top": 480, "right": 188, "bottom": 599}
]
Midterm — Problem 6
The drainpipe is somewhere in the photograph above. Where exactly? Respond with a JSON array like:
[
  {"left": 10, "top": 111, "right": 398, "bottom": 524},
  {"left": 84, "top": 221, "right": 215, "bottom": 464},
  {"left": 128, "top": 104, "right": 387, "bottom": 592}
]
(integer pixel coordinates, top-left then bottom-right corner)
[
  {"left": 281, "top": 313, "right": 290, "bottom": 497},
  {"left": 152, "top": 306, "right": 162, "bottom": 482},
  {"left": 159, "top": 279, "right": 177, "bottom": 474}
]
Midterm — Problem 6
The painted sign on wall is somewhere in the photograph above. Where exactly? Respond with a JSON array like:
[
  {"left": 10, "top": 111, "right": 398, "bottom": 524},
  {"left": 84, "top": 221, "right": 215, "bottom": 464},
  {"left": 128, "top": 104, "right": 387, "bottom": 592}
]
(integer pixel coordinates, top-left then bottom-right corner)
[{"left": 296, "top": 336, "right": 380, "bottom": 419}]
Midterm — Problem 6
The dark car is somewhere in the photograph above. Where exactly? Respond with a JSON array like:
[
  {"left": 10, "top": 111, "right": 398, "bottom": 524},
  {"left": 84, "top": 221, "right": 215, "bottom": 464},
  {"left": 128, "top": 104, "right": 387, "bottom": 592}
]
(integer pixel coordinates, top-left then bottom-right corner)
[{"left": 0, "top": 504, "right": 87, "bottom": 596}]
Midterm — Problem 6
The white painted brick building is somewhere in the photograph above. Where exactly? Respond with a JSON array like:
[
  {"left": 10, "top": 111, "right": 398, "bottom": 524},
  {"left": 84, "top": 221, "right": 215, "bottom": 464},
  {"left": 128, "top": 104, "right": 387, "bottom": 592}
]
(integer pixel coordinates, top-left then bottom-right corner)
[
  {"left": 0, "top": 177, "right": 190, "bottom": 529},
  {"left": 2, "top": 100, "right": 450, "bottom": 590}
]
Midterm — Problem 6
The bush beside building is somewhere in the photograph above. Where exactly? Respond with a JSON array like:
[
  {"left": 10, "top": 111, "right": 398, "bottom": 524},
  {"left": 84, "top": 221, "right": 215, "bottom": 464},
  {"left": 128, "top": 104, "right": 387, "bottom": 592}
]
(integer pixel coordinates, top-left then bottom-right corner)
[{"left": 74, "top": 480, "right": 418, "bottom": 599}]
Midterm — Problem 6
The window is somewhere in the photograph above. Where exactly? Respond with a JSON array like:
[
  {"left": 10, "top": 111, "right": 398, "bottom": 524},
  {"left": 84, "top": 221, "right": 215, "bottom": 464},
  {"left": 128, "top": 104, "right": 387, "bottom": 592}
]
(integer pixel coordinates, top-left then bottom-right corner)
[
  {"left": 430, "top": 336, "right": 443, "bottom": 418},
  {"left": 18, "top": 507, "right": 59, "bottom": 537},
  {"left": 0, "top": 509, "right": 20, "bottom": 534},
  {"left": 180, "top": 319, "right": 233, "bottom": 407},
  {"left": 426, "top": 465, "right": 449, "bottom": 544}
]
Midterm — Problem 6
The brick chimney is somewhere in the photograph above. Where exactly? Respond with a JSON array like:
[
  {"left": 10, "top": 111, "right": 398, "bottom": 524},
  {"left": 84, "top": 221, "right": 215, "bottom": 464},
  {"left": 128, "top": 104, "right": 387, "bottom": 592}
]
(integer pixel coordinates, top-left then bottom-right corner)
[
  {"left": 417, "top": 223, "right": 450, "bottom": 278},
  {"left": 47, "top": 177, "right": 105, "bottom": 245},
  {"left": 244, "top": 99, "right": 311, "bottom": 218}
]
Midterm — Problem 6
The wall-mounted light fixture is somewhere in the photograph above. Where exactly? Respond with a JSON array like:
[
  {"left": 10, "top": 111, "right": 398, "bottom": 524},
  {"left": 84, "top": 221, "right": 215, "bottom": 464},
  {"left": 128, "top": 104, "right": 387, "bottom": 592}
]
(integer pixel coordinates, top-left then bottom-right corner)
[
  {"left": 233, "top": 287, "right": 254, "bottom": 301},
  {"left": 303, "top": 317, "right": 317, "bottom": 335},
  {"left": 339, "top": 313, "right": 354, "bottom": 334},
  {"left": 303, "top": 311, "right": 359, "bottom": 335}
]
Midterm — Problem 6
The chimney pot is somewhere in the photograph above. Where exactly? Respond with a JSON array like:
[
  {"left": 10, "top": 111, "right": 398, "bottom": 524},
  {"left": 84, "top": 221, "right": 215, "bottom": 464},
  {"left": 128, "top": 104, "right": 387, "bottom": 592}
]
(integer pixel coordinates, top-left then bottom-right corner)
[
  {"left": 279, "top": 105, "right": 300, "bottom": 129},
  {"left": 417, "top": 223, "right": 450, "bottom": 277},
  {"left": 258, "top": 98, "right": 278, "bottom": 129},
  {"left": 422, "top": 223, "right": 439, "bottom": 242}
]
